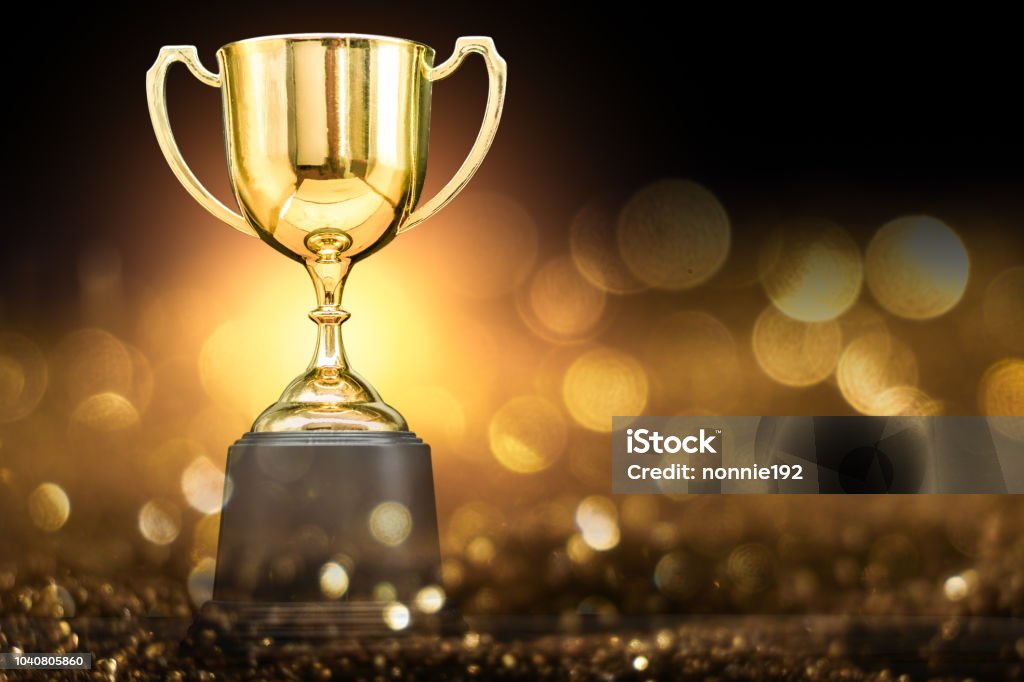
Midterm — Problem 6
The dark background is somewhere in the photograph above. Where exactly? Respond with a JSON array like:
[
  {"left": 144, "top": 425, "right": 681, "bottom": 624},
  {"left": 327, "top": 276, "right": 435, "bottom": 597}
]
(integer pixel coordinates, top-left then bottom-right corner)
[{"left": 5, "top": 4, "right": 1022, "bottom": 308}]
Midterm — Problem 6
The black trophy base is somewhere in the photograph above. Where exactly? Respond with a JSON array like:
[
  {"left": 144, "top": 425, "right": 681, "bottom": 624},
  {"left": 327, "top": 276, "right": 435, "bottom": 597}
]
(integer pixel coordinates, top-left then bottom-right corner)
[{"left": 191, "top": 431, "right": 456, "bottom": 644}]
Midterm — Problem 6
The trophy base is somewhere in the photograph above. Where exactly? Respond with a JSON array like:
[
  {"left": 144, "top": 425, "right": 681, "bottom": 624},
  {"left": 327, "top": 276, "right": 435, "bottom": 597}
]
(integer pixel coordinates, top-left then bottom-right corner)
[
  {"left": 198, "top": 431, "right": 449, "bottom": 643},
  {"left": 185, "top": 600, "right": 464, "bottom": 646}
]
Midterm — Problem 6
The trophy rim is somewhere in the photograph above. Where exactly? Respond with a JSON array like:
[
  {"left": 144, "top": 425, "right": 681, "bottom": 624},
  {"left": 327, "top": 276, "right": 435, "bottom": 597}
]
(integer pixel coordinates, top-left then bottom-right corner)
[{"left": 219, "top": 32, "right": 435, "bottom": 54}]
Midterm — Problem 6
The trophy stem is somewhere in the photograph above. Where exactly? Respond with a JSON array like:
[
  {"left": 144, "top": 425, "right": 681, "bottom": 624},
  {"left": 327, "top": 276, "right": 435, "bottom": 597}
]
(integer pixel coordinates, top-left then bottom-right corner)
[
  {"left": 305, "top": 233, "right": 353, "bottom": 382},
  {"left": 249, "top": 230, "right": 406, "bottom": 431}
]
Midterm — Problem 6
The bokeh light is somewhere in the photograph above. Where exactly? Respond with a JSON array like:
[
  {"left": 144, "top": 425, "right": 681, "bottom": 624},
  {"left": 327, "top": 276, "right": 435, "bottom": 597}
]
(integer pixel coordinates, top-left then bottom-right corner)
[
  {"left": 488, "top": 396, "right": 567, "bottom": 473},
  {"left": 865, "top": 215, "right": 970, "bottom": 320},
  {"left": 318, "top": 561, "right": 350, "bottom": 599},
  {"left": 383, "top": 601, "right": 411, "bottom": 630},
  {"left": 187, "top": 557, "right": 216, "bottom": 607},
  {"left": 519, "top": 255, "right": 607, "bottom": 342},
  {"left": 52, "top": 328, "right": 135, "bottom": 405},
  {"left": 396, "top": 385, "right": 466, "bottom": 451},
  {"left": 617, "top": 179, "right": 731, "bottom": 290},
  {"left": 0, "top": 333, "right": 48, "bottom": 423},
  {"left": 180, "top": 456, "right": 228, "bottom": 514},
  {"left": 837, "top": 333, "right": 919, "bottom": 415},
  {"left": 429, "top": 191, "right": 539, "bottom": 299},
  {"left": 873, "top": 385, "right": 943, "bottom": 417},
  {"left": 414, "top": 585, "right": 446, "bottom": 614},
  {"left": 752, "top": 306, "right": 842, "bottom": 387},
  {"left": 759, "top": 220, "right": 862, "bottom": 322},
  {"left": 70, "top": 392, "right": 140, "bottom": 432},
  {"left": 983, "top": 266, "right": 1024, "bottom": 350},
  {"left": 978, "top": 358, "right": 1024, "bottom": 441},
  {"left": 569, "top": 195, "right": 646, "bottom": 294},
  {"left": 368, "top": 501, "right": 413, "bottom": 547},
  {"left": 138, "top": 500, "right": 181, "bottom": 546},
  {"left": 562, "top": 347, "right": 648, "bottom": 432},
  {"left": 575, "top": 495, "right": 620, "bottom": 551},
  {"left": 654, "top": 551, "right": 700, "bottom": 599},
  {"left": 27, "top": 482, "right": 70, "bottom": 532},
  {"left": 642, "top": 311, "right": 740, "bottom": 409}
]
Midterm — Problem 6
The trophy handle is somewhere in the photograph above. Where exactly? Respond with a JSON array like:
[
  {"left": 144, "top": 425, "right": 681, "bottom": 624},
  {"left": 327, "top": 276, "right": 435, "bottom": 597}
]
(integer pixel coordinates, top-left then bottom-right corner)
[
  {"left": 399, "top": 36, "right": 508, "bottom": 234},
  {"left": 146, "top": 46, "right": 256, "bottom": 238}
]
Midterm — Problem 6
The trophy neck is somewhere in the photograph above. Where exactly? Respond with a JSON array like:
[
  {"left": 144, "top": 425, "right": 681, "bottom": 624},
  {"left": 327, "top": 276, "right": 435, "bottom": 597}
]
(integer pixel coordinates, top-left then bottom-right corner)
[{"left": 249, "top": 238, "right": 407, "bottom": 432}]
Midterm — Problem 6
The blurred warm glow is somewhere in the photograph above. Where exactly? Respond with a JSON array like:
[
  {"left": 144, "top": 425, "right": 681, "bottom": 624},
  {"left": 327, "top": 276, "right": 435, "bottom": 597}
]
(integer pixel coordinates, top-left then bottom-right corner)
[
  {"left": 873, "top": 385, "right": 943, "bottom": 417},
  {"left": 318, "top": 561, "right": 350, "bottom": 599},
  {"left": 979, "top": 358, "right": 1024, "bottom": 441},
  {"left": 643, "top": 311, "right": 739, "bottom": 409},
  {"left": 617, "top": 179, "right": 730, "bottom": 290},
  {"left": 654, "top": 551, "right": 699, "bottom": 599},
  {"left": 383, "top": 601, "right": 411, "bottom": 630},
  {"left": 414, "top": 584, "right": 446, "bottom": 614},
  {"left": 569, "top": 196, "right": 647, "bottom": 294},
  {"left": 837, "top": 333, "right": 920, "bottom": 415},
  {"left": 187, "top": 557, "right": 216, "bottom": 607},
  {"left": 52, "top": 329, "right": 136, "bottom": 405},
  {"left": 0, "top": 333, "right": 47, "bottom": 423},
  {"left": 865, "top": 216, "right": 970, "bottom": 320},
  {"left": 562, "top": 347, "right": 648, "bottom": 432},
  {"left": 752, "top": 306, "right": 842, "bottom": 387},
  {"left": 575, "top": 495, "right": 620, "bottom": 551},
  {"left": 759, "top": 220, "right": 862, "bottom": 322},
  {"left": 427, "top": 191, "right": 539, "bottom": 299},
  {"left": 138, "top": 499, "right": 181, "bottom": 546},
  {"left": 180, "top": 456, "right": 228, "bottom": 514},
  {"left": 70, "top": 392, "right": 139, "bottom": 432},
  {"left": 27, "top": 482, "right": 70, "bottom": 532},
  {"left": 368, "top": 501, "right": 413, "bottom": 547},
  {"left": 397, "top": 386, "right": 466, "bottom": 450},
  {"left": 520, "top": 255, "right": 607, "bottom": 342},
  {"left": 488, "top": 395, "right": 567, "bottom": 473},
  {"left": 983, "top": 266, "right": 1024, "bottom": 351}
]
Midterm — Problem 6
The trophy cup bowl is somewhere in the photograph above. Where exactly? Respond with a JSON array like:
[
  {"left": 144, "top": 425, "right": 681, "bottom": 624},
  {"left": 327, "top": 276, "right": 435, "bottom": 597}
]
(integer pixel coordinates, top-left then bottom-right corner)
[{"left": 147, "top": 33, "right": 506, "bottom": 639}]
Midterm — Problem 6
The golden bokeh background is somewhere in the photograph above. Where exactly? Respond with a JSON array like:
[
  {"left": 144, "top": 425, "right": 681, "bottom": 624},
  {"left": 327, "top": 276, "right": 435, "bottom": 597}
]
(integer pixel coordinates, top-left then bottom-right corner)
[
  {"left": 1, "top": 13, "right": 1023, "bottom": 623},
  {"left": 2, "top": 171, "right": 1022, "bottom": 618}
]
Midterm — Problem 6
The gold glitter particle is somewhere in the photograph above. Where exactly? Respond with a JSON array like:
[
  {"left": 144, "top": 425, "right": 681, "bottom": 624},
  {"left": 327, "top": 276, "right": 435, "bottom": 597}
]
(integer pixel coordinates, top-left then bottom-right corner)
[
  {"left": 760, "top": 220, "right": 862, "bottom": 322},
  {"left": 562, "top": 347, "right": 648, "bottom": 432},
  {"left": 368, "top": 501, "right": 413, "bottom": 547},
  {"left": 617, "top": 179, "right": 731, "bottom": 290},
  {"left": 28, "top": 482, "right": 70, "bottom": 532},
  {"left": 138, "top": 500, "right": 181, "bottom": 546},
  {"left": 318, "top": 562, "right": 350, "bottom": 599},
  {"left": 489, "top": 396, "right": 567, "bottom": 474},
  {"left": 865, "top": 215, "right": 970, "bottom": 320},
  {"left": 752, "top": 306, "right": 842, "bottom": 387}
]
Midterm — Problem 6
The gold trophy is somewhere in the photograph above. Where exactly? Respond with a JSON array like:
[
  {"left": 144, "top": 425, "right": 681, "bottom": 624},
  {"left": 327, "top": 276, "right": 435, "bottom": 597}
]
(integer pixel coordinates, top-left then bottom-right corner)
[{"left": 147, "top": 34, "right": 505, "bottom": 637}]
